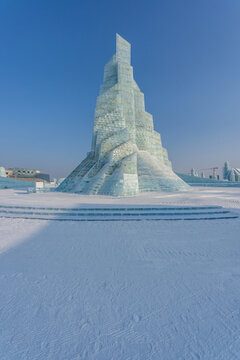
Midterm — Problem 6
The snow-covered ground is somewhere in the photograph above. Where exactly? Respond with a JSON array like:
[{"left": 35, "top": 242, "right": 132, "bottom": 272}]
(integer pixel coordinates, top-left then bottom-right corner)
[{"left": 0, "top": 188, "right": 240, "bottom": 359}]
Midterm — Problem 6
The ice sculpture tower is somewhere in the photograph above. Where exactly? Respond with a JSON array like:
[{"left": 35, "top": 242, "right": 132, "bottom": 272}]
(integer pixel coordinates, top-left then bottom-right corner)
[{"left": 57, "top": 34, "right": 188, "bottom": 195}]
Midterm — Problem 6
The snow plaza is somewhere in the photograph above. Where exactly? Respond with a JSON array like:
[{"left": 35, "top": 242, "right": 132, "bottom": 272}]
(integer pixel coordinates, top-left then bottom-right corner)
[{"left": 1, "top": 35, "right": 240, "bottom": 360}]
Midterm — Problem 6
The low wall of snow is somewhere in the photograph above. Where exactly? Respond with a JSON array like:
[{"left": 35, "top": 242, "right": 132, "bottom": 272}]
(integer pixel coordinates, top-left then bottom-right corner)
[
  {"left": 176, "top": 173, "right": 240, "bottom": 187},
  {"left": 0, "top": 176, "right": 35, "bottom": 190}
]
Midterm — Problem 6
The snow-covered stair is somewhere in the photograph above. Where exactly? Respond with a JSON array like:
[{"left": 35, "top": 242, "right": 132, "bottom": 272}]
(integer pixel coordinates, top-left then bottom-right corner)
[{"left": 0, "top": 205, "right": 238, "bottom": 221}]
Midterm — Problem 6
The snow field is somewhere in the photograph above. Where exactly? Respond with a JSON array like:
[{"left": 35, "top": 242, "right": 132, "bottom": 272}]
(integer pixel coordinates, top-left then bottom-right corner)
[{"left": 0, "top": 187, "right": 240, "bottom": 359}]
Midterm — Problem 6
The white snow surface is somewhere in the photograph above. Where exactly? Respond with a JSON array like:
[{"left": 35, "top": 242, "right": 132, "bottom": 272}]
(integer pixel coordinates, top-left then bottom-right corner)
[{"left": 0, "top": 188, "right": 240, "bottom": 359}]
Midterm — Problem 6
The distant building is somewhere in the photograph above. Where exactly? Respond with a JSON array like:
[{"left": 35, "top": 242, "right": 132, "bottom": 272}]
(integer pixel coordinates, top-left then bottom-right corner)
[
  {"left": 34, "top": 173, "right": 50, "bottom": 182},
  {"left": 6, "top": 168, "right": 50, "bottom": 182}
]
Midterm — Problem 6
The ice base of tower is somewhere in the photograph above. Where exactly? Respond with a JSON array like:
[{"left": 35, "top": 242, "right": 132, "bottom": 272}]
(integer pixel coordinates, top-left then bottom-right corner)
[{"left": 57, "top": 148, "right": 189, "bottom": 196}]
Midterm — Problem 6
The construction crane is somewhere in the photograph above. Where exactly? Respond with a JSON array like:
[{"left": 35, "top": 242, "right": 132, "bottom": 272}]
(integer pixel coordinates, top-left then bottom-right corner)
[{"left": 199, "top": 167, "right": 219, "bottom": 178}]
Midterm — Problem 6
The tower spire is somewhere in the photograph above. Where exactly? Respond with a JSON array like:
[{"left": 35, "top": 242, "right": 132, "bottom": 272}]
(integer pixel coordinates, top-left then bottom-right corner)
[{"left": 116, "top": 33, "right": 131, "bottom": 64}]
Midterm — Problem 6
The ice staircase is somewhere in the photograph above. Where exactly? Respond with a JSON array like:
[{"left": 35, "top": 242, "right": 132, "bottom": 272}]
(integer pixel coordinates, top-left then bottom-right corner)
[
  {"left": 57, "top": 158, "right": 95, "bottom": 192},
  {"left": 0, "top": 205, "right": 238, "bottom": 221}
]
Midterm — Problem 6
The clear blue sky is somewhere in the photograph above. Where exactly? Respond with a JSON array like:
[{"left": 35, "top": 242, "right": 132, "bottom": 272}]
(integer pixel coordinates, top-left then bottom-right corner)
[{"left": 0, "top": 0, "right": 239, "bottom": 178}]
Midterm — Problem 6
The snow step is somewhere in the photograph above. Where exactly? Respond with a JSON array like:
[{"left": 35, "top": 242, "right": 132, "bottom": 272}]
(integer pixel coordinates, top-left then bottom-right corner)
[{"left": 0, "top": 205, "right": 238, "bottom": 221}]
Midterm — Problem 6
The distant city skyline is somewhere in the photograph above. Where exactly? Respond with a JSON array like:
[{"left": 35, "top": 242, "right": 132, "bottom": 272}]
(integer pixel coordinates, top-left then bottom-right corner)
[{"left": 0, "top": 0, "right": 239, "bottom": 178}]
